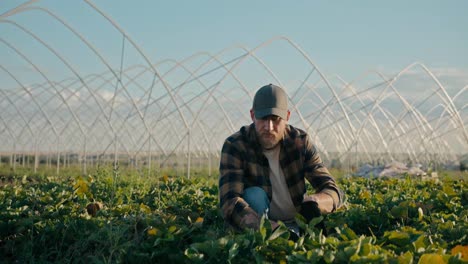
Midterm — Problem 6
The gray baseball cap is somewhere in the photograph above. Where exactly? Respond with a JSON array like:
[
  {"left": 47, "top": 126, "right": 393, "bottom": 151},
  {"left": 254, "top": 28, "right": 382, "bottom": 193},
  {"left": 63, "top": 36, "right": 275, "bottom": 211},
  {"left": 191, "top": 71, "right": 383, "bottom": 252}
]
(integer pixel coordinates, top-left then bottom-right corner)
[{"left": 252, "top": 84, "right": 288, "bottom": 120}]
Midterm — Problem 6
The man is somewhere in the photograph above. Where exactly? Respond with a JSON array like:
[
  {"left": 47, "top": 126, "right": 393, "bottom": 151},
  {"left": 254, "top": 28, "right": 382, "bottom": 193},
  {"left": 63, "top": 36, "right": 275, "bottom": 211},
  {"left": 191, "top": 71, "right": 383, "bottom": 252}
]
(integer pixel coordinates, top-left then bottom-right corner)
[{"left": 219, "top": 84, "right": 345, "bottom": 234}]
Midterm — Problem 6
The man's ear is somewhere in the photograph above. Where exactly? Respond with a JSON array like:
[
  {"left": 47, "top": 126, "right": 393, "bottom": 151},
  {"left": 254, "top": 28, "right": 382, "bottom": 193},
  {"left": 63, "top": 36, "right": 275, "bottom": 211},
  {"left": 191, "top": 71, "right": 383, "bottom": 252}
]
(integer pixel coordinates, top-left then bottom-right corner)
[
  {"left": 286, "top": 110, "right": 291, "bottom": 121},
  {"left": 250, "top": 109, "right": 255, "bottom": 122}
]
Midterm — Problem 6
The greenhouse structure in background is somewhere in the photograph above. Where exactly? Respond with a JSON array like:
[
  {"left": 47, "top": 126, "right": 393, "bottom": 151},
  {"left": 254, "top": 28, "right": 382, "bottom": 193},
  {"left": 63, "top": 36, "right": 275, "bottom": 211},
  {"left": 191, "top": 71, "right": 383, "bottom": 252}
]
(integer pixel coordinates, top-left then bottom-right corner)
[{"left": 1, "top": 1, "right": 467, "bottom": 177}]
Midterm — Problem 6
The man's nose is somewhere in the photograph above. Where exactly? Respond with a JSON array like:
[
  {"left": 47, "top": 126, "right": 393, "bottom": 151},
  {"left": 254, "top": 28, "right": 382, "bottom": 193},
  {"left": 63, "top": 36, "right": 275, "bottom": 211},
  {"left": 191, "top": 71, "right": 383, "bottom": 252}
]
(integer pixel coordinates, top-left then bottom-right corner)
[{"left": 265, "top": 120, "right": 273, "bottom": 131}]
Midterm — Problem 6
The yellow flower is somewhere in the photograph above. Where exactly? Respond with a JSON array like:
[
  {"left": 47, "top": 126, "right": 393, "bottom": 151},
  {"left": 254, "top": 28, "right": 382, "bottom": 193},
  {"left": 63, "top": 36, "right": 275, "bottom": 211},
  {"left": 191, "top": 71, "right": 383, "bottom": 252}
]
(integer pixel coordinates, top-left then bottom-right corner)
[
  {"left": 147, "top": 227, "right": 158, "bottom": 236},
  {"left": 451, "top": 245, "right": 468, "bottom": 261}
]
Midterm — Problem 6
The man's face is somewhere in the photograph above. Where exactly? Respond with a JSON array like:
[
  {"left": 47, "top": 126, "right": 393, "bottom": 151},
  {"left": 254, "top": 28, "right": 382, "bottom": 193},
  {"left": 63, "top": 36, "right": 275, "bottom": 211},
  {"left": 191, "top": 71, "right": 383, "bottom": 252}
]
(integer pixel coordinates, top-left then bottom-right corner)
[{"left": 250, "top": 110, "right": 290, "bottom": 150}]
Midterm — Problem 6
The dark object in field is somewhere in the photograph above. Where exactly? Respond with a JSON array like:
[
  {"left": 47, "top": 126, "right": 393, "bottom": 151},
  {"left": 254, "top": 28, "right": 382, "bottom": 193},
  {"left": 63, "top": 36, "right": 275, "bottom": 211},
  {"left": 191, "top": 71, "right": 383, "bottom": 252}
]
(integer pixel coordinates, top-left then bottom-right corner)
[{"left": 86, "top": 202, "right": 103, "bottom": 217}]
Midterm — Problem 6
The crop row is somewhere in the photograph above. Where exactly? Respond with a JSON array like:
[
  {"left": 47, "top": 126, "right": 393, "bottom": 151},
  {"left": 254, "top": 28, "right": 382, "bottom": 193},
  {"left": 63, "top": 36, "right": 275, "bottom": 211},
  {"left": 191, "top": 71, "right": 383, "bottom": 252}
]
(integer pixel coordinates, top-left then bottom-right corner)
[{"left": 0, "top": 167, "right": 466, "bottom": 263}]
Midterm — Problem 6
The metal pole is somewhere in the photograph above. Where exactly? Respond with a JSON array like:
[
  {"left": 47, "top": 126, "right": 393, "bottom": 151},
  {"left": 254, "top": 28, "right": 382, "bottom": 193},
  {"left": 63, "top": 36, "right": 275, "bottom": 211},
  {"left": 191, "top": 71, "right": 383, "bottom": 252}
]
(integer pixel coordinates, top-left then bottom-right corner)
[
  {"left": 208, "top": 152, "right": 212, "bottom": 177},
  {"left": 187, "top": 131, "right": 191, "bottom": 179},
  {"left": 13, "top": 143, "right": 16, "bottom": 172},
  {"left": 114, "top": 134, "right": 118, "bottom": 171},
  {"left": 56, "top": 137, "right": 60, "bottom": 175},
  {"left": 34, "top": 142, "right": 38, "bottom": 173},
  {"left": 148, "top": 134, "right": 151, "bottom": 177},
  {"left": 47, "top": 148, "right": 50, "bottom": 169},
  {"left": 83, "top": 138, "right": 87, "bottom": 175}
]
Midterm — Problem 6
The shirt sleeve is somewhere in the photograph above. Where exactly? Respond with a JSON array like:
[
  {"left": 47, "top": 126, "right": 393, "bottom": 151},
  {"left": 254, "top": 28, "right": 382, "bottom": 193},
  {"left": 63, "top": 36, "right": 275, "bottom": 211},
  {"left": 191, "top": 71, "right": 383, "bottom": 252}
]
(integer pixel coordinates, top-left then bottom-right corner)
[
  {"left": 303, "top": 135, "right": 345, "bottom": 211},
  {"left": 219, "top": 139, "right": 259, "bottom": 229}
]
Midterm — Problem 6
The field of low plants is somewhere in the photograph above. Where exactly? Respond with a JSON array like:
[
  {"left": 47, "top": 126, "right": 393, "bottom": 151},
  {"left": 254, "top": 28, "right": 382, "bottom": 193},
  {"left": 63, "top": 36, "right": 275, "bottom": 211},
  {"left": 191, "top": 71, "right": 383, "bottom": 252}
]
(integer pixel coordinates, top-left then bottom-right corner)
[{"left": 0, "top": 166, "right": 467, "bottom": 263}]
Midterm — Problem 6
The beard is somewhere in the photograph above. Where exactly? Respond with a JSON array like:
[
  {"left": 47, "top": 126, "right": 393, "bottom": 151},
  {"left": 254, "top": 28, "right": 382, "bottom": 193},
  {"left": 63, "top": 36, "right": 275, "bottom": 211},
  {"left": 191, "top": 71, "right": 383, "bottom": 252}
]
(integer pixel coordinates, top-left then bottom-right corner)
[{"left": 258, "top": 132, "right": 281, "bottom": 150}]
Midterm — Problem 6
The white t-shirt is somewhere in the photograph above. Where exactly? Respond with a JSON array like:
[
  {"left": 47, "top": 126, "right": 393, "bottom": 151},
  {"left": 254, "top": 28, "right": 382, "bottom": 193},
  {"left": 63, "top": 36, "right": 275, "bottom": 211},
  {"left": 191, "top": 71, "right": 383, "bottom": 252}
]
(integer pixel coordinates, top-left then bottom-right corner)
[{"left": 263, "top": 145, "right": 297, "bottom": 221}]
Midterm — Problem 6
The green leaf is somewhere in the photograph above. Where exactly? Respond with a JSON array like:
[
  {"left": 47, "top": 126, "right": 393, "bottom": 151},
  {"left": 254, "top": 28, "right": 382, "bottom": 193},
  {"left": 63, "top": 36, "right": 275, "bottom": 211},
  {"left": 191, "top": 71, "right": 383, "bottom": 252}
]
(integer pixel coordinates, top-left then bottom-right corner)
[
  {"left": 259, "top": 224, "right": 267, "bottom": 242},
  {"left": 139, "top": 203, "right": 152, "bottom": 214},
  {"left": 184, "top": 248, "right": 204, "bottom": 261},
  {"left": 397, "top": 251, "right": 413, "bottom": 264},
  {"left": 385, "top": 231, "right": 410, "bottom": 247},
  {"left": 323, "top": 250, "right": 335, "bottom": 263},
  {"left": 442, "top": 185, "right": 457, "bottom": 196},
  {"left": 340, "top": 227, "right": 358, "bottom": 241},
  {"left": 391, "top": 205, "right": 408, "bottom": 219},
  {"left": 309, "top": 216, "right": 324, "bottom": 228},
  {"left": 268, "top": 223, "right": 289, "bottom": 241},
  {"left": 418, "top": 253, "right": 445, "bottom": 264},
  {"left": 412, "top": 235, "right": 428, "bottom": 253},
  {"left": 189, "top": 241, "right": 219, "bottom": 257},
  {"left": 418, "top": 207, "right": 424, "bottom": 221},
  {"left": 228, "top": 242, "right": 239, "bottom": 262}
]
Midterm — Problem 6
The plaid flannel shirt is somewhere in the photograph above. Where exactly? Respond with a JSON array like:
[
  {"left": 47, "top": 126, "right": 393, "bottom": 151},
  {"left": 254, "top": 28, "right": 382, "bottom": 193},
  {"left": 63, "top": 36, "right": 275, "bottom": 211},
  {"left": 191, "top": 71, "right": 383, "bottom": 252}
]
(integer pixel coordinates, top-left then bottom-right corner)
[{"left": 219, "top": 123, "right": 344, "bottom": 229}]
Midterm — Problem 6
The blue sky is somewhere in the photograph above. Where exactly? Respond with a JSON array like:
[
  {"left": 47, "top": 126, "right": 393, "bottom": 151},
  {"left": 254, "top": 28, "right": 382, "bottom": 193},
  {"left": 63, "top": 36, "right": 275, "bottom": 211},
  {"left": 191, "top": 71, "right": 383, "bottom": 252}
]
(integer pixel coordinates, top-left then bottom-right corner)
[{"left": 1, "top": 0, "right": 467, "bottom": 89}]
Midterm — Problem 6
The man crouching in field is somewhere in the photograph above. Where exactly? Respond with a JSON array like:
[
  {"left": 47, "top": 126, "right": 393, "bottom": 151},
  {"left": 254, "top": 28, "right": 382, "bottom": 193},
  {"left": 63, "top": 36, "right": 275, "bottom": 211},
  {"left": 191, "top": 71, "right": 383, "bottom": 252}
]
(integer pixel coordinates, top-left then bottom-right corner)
[{"left": 218, "top": 84, "right": 345, "bottom": 237}]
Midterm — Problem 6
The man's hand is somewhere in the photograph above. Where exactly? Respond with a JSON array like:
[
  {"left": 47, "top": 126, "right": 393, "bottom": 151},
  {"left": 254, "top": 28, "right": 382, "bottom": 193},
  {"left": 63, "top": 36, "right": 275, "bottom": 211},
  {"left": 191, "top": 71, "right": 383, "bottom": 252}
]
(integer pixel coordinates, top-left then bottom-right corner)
[
  {"left": 240, "top": 213, "right": 260, "bottom": 229},
  {"left": 303, "top": 193, "right": 335, "bottom": 214},
  {"left": 270, "top": 220, "right": 279, "bottom": 230},
  {"left": 240, "top": 213, "right": 280, "bottom": 231}
]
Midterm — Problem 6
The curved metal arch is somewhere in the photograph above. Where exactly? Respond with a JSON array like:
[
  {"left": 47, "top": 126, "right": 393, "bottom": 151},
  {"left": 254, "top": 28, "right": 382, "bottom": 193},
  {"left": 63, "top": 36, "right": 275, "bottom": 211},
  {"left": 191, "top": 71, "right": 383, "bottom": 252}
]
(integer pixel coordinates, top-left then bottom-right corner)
[
  {"left": 398, "top": 62, "right": 467, "bottom": 143},
  {"left": 81, "top": 0, "right": 190, "bottom": 130},
  {"left": 32, "top": 57, "right": 161, "bottom": 160},
  {"left": 66, "top": 71, "right": 166, "bottom": 156},
  {"left": 305, "top": 81, "right": 359, "bottom": 150},
  {"left": 0, "top": 112, "right": 18, "bottom": 163},
  {"left": 176, "top": 38, "right": 301, "bottom": 140},
  {"left": 158, "top": 37, "right": 334, "bottom": 139},
  {"left": 0, "top": 65, "right": 60, "bottom": 171},
  {"left": 7, "top": 16, "right": 117, "bottom": 125},
  {"left": 142, "top": 49, "right": 254, "bottom": 131},
  {"left": 215, "top": 40, "right": 311, "bottom": 130},
  {"left": 0, "top": 0, "right": 38, "bottom": 18},
  {"left": 154, "top": 91, "right": 216, "bottom": 170},
  {"left": 0, "top": 90, "right": 29, "bottom": 140},
  {"left": 372, "top": 69, "right": 458, "bottom": 156},
  {"left": 84, "top": 53, "right": 249, "bottom": 159},
  {"left": 30, "top": 71, "right": 148, "bottom": 162},
  {"left": 299, "top": 98, "right": 349, "bottom": 160},
  {"left": 299, "top": 79, "right": 385, "bottom": 153},
  {"left": 74, "top": 79, "right": 155, "bottom": 158},
  {"left": 424, "top": 103, "right": 461, "bottom": 155},
  {"left": 143, "top": 58, "right": 237, "bottom": 149},
  {"left": 346, "top": 66, "right": 444, "bottom": 158},
  {"left": 0, "top": 105, "right": 18, "bottom": 143},
  {"left": 152, "top": 55, "right": 245, "bottom": 132},
  {"left": 294, "top": 87, "right": 346, "bottom": 159},
  {"left": 424, "top": 91, "right": 467, "bottom": 143},
  {"left": 378, "top": 81, "right": 438, "bottom": 158},
  {"left": 264, "top": 36, "right": 356, "bottom": 136},
  {"left": 426, "top": 85, "right": 468, "bottom": 134},
  {"left": 0, "top": 89, "right": 37, "bottom": 146},
  {"left": 3, "top": 7, "right": 171, "bottom": 162},
  {"left": 0, "top": 20, "right": 87, "bottom": 136},
  {"left": 332, "top": 74, "right": 395, "bottom": 158},
  {"left": 0, "top": 64, "right": 59, "bottom": 138},
  {"left": 426, "top": 105, "right": 468, "bottom": 146}
]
